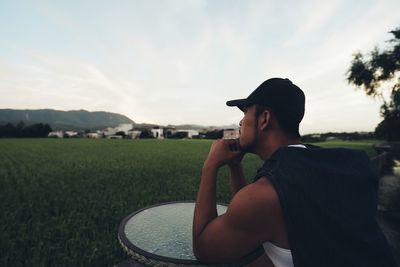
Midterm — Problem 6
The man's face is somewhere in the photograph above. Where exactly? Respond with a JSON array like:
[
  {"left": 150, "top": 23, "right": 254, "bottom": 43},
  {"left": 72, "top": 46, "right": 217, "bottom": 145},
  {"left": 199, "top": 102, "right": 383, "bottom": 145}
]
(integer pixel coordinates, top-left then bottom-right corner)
[{"left": 238, "top": 105, "right": 259, "bottom": 152}]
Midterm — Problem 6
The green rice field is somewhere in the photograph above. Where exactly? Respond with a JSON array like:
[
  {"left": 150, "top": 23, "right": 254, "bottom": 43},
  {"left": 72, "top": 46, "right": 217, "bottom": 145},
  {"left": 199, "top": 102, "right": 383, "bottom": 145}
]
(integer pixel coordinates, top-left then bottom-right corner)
[{"left": 0, "top": 138, "right": 380, "bottom": 266}]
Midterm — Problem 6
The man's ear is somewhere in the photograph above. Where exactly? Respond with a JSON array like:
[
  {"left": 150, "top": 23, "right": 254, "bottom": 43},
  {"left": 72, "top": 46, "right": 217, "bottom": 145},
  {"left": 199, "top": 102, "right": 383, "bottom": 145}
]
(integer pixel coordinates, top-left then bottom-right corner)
[{"left": 259, "top": 110, "right": 271, "bottom": 131}]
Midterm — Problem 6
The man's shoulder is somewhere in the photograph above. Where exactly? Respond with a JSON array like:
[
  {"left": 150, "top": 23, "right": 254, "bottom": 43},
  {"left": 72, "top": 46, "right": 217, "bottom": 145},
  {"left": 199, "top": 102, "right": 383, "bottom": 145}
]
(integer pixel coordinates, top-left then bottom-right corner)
[
  {"left": 226, "top": 177, "right": 281, "bottom": 234},
  {"left": 233, "top": 177, "right": 279, "bottom": 207},
  {"left": 272, "top": 145, "right": 370, "bottom": 168}
]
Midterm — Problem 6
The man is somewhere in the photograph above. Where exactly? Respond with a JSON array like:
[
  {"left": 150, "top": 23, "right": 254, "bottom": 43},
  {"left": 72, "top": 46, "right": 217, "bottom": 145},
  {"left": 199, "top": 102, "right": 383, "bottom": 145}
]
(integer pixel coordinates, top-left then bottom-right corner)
[{"left": 192, "top": 78, "right": 396, "bottom": 267}]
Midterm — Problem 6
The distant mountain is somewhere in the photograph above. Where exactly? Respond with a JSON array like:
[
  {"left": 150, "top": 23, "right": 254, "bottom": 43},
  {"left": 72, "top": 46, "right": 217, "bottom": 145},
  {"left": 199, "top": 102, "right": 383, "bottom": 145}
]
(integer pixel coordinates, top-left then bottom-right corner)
[{"left": 0, "top": 109, "right": 134, "bottom": 131}]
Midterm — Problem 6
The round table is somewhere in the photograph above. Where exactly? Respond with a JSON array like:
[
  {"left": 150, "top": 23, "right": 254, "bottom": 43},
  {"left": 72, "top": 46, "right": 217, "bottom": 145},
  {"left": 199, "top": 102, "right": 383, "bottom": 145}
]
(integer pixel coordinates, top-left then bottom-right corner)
[{"left": 118, "top": 201, "right": 263, "bottom": 267}]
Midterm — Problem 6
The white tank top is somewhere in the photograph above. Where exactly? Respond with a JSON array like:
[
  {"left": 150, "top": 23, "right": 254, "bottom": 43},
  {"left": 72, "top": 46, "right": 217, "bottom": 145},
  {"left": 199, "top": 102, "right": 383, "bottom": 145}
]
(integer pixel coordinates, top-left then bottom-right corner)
[
  {"left": 263, "top": 242, "right": 293, "bottom": 267},
  {"left": 262, "top": 144, "right": 305, "bottom": 267}
]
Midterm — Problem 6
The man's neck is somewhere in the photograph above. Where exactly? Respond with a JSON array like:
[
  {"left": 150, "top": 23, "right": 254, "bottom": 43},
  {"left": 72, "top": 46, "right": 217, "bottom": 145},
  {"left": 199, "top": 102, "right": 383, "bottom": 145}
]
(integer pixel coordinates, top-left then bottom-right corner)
[{"left": 257, "top": 133, "right": 301, "bottom": 161}]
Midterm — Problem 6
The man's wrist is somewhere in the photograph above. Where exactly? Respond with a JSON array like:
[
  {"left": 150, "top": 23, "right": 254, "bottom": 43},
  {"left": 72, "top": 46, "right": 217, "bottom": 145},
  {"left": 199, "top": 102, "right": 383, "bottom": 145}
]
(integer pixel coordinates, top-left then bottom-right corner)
[
  {"left": 203, "top": 160, "right": 219, "bottom": 173},
  {"left": 228, "top": 162, "right": 242, "bottom": 170}
]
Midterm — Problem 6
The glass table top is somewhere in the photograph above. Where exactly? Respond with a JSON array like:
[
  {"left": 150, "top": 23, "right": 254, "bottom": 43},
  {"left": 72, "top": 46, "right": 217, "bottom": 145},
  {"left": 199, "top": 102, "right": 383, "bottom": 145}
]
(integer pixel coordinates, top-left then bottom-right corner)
[{"left": 123, "top": 202, "right": 227, "bottom": 261}]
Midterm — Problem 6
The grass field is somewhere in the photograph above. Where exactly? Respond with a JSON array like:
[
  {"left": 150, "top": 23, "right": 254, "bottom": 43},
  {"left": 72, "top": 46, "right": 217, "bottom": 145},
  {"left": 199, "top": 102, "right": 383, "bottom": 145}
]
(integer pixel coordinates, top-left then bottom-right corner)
[
  {"left": 0, "top": 138, "right": 380, "bottom": 266},
  {"left": 312, "top": 139, "right": 381, "bottom": 157}
]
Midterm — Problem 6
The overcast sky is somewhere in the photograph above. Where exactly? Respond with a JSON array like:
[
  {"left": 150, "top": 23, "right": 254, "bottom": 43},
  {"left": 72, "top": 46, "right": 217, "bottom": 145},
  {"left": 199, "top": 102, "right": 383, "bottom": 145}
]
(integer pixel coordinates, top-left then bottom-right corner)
[{"left": 1, "top": 0, "right": 399, "bottom": 134}]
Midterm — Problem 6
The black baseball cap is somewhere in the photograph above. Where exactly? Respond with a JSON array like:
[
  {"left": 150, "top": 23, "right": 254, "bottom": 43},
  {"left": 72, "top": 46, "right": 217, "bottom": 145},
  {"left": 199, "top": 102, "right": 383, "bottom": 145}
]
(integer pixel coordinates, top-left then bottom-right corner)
[{"left": 226, "top": 78, "right": 305, "bottom": 124}]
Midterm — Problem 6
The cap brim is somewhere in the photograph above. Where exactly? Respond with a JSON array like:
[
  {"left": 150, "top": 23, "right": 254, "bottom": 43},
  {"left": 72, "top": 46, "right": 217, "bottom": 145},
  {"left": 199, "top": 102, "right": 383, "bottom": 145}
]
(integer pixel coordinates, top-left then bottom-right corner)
[{"left": 226, "top": 98, "right": 251, "bottom": 111}]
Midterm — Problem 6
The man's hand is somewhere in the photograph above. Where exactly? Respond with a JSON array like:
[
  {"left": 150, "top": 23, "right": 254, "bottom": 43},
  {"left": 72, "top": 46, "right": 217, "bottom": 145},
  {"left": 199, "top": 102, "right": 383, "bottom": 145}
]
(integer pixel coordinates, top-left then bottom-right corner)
[{"left": 204, "top": 139, "right": 244, "bottom": 169}]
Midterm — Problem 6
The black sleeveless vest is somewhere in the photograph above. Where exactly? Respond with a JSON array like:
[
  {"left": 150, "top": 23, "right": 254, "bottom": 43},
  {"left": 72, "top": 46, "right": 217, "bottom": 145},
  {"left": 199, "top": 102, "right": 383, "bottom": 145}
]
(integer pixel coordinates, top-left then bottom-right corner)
[{"left": 254, "top": 145, "right": 396, "bottom": 267}]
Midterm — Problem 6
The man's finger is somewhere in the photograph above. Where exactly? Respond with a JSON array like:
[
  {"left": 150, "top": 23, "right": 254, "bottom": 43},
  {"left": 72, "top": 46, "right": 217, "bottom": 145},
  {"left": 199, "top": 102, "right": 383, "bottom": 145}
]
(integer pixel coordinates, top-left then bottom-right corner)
[{"left": 228, "top": 139, "right": 240, "bottom": 151}]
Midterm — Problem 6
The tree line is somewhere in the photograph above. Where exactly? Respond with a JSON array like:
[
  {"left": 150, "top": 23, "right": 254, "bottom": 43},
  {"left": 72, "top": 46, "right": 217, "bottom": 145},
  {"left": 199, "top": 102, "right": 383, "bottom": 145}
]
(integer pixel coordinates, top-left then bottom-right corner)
[
  {"left": 301, "top": 132, "right": 375, "bottom": 143},
  {"left": 0, "top": 122, "right": 52, "bottom": 138}
]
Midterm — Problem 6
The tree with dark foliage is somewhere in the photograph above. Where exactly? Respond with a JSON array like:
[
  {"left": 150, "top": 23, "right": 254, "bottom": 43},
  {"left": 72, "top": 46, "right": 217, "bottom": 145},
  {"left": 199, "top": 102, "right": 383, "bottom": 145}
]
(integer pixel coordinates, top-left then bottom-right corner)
[
  {"left": 347, "top": 27, "right": 400, "bottom": 141},
  {"left": 0, "top": 122, "right": 52, "bottom": 137}
]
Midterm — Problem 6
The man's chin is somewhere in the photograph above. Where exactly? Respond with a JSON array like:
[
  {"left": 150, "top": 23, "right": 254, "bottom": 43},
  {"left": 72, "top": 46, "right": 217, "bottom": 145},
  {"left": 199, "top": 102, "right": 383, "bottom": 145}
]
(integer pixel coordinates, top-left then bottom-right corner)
[{"left": 238, "top": 140, "right": 253, "bottom": 153}]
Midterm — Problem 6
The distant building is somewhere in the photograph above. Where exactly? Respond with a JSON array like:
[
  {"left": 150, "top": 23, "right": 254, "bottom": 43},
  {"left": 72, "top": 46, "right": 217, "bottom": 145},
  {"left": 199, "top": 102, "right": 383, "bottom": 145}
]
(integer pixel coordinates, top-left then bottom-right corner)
[
  {"left": 102, "top": 127, "right": 117, "bottom": 137},
  {"left": 223, "top": 129, "right": 240, "bottom": 139},
  {"left": 115, "top": 123, "right": 134, "bottom": 134},
  {"left": 101, "top": 123, "right": 134, "bottom": 137},
  {"left": 177, "top": 129, "right": 199, "bottom": 139},
  {"left": 151, "top": 128, "right": 164, "bottom": 139},
  {"left": 164, "top": 127, "right": 177, "bottom": 138},
  {"left": 127, "top": 130, "right": 142, "bottom": 139},
  {"left": 48, "top": 131, "right": 63, "bottom": 138},
  {"left": 65, "top": 131, "right": 78, "bottom": 137},
  {"left": 87, "top": 133, "right": 101, "bottom": 139}
]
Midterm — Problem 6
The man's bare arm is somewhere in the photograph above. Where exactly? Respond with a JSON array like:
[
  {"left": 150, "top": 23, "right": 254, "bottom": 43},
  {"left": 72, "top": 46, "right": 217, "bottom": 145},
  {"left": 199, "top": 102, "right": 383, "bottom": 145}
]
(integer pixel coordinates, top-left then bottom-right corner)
[
  {"left": 229, "top": 164, "right": 247, "bottom": 196},
  {"left": 193, "top": 179, "right": 277, "bottom": 263},
  {"left": 193, "top": 162, "right": 219, "bottom": 253},
  {"left": 193, "top": 139, "right": 243, "bottom": 260},
  {"left": 193, "top": 139, "right": 278, "bottom": 263}
]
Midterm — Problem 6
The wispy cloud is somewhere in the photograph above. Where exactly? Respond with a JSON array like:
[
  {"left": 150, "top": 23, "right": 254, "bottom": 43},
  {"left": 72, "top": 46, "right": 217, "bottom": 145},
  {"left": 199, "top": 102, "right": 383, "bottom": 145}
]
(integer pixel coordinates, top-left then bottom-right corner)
[{"left": 284, "top": 0, "right": 342, "bottom": 47}]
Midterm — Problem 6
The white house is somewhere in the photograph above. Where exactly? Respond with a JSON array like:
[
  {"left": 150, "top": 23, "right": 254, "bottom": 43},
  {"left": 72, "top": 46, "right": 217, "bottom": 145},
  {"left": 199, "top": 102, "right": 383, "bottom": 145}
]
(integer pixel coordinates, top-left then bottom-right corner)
[
  {"left": 101, "top": 123, "right": 134, "bottom": 137},
  {"left": 127, "top": 130, "right": 142, "bottom": 139},
  {"left": 223, "top": 129, "right": 240, "bottom": 140},
  {"left": 101, "top": 127, "right": 117, "bottom": 136},
  {"left": 65, "top": 131, "right": 78, "bottom": 137},
  {"left": 48, "top": 131, "right": 63, "bottom": 138},
  {"left": 87, "top": 132, "right": 101, "bottom": 139},
  {"left": 163, "top": 127, "right": 177, "bottom": 138},
  {"left": 151, "top": 128, "right": 164, "bottom": 139},
  {"left": 115, "top": 123, "right": 134, "bottom": 134}
]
